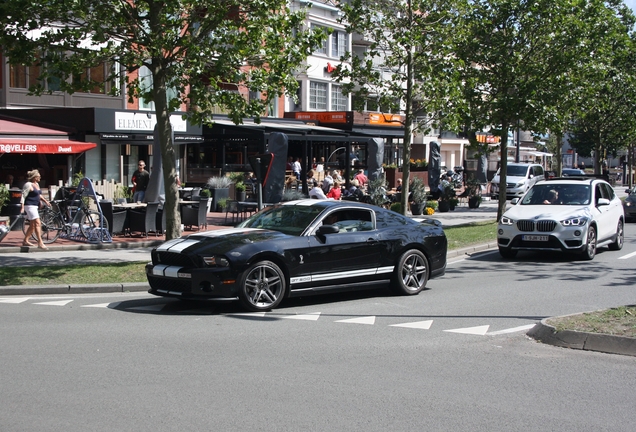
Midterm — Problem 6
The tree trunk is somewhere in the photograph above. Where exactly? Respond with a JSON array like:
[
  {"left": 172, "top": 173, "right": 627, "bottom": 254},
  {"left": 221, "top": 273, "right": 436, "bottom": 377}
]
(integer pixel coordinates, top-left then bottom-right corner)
[{"left": 497, "top": 119, "right": 509, "bottom": 221}]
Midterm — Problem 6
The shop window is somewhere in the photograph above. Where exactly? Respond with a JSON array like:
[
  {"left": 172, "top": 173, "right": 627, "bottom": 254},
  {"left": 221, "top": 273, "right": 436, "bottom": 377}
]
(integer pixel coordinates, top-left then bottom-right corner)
[
  {"left": 331, "top": 84, "right": 347, "bottom": 111},
  {"left": 310, "top": 81, "right": 327, "bottom": 110}
]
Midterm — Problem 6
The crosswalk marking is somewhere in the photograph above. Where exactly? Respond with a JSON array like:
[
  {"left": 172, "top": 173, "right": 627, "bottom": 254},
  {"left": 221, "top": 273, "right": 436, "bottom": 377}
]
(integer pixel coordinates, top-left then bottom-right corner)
[
  {"left": 335, "top": 316, "right": 376, "bottom": 325},
  {"left": 444, "top": 325, "right": 490, "bottom": 335},
  {"left": 389, "top": 320, "right": 433, "bottom": 330},
  {"left": 226, "top": 312, "right": 267, "bottom": 318},
  {"left": 126, "top": 304, "right": 165, "bottom": 312},
  {"left": 283, "top": 312, "right": 322, "bottom": 321},
  {"left": 618, "top": 251, "right": 636, "bottom": 260},
  {"left": 33, "top": 300, "right": 74, "bottom": 306}
]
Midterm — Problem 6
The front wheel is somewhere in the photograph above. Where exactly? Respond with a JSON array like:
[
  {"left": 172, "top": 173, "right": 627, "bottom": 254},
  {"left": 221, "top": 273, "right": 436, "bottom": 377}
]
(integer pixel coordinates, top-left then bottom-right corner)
[
  {"left": 79, "top": 210, "right": 109, "bottom": 240},
  {"left": 238, "top": 261, "right": 286, "bottom": 311},
  {"left": 39, "top": 210, "right": 63, "bottom": 244},
  {"left": 391, "top": 249, "right": 429, "bottom": 295},
  {"left": 581, "top": 226, "right": 597, "bottom": 260},
  {"left": 608, "top": 220, "right": 624, "bottom": 251}
]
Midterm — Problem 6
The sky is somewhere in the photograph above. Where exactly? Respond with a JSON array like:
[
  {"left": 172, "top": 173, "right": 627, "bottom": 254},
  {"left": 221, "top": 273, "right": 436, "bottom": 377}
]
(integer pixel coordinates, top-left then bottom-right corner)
[{"left": 625, "top": 0, "right": 636, "bottom": 14}]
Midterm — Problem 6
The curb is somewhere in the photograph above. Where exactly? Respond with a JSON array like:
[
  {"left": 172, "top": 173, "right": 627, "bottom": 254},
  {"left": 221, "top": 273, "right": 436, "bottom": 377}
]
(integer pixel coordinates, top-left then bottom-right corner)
[
  {"left": 446, "top": 242, "right": 498, "bottom": 259},
  {"left": 0, "top": 282, "right": 150, "bottom": 296},
  {"left": 527, "top": 317, "right": 636, "bottom": 357},
  {"left": 0, "top": 240, "right": 164, "bottom": 254}
]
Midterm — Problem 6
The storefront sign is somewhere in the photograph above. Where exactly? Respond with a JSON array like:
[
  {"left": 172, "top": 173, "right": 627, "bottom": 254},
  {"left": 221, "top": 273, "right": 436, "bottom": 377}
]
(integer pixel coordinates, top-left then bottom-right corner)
[
  {"left": 0, "top": 140, "right": 97, "bottom": 154},
  {"left": 115, "top": 112, "right": 188, "bottom": 132}
]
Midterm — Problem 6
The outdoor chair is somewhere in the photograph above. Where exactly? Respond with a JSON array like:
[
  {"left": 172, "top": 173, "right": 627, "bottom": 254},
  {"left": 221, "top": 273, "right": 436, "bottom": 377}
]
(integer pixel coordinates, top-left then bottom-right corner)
[
  {"left": 128, "top": 201, "right": 160, "bottom": 237},
  {"left": 225, "top": 200, "right": 241, "bottom": 224},
  {"left": 181, "top": 197, "right": 208, "bottom": 231}
]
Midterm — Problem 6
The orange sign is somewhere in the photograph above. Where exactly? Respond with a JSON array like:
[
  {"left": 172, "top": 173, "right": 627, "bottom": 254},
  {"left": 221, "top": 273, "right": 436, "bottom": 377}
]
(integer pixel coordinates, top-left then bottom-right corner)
[
  {"left": 367, "top": 113, "right": 403, "bottom": 126},
  {"left": 291, "top": 112, "right": 350, "bottom": 124}
]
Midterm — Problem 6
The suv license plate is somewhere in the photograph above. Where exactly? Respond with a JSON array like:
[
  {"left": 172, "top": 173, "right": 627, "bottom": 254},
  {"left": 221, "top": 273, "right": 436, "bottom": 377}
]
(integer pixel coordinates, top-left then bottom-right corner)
[{"left": 523, "top": 235, "right": 548, "bottom": 241}]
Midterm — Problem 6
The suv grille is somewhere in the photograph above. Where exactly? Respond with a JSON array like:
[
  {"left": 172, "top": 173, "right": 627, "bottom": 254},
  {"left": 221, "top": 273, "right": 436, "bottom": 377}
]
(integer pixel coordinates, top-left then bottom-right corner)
[{"left": 516, "top": 219, "right": 557, "bottom": 232}]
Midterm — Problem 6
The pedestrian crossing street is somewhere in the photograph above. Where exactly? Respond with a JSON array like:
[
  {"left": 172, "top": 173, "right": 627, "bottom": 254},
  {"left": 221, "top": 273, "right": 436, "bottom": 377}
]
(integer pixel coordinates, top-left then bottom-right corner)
[{"left": 0, "top": 295, "right": 537, "bottom": 337}]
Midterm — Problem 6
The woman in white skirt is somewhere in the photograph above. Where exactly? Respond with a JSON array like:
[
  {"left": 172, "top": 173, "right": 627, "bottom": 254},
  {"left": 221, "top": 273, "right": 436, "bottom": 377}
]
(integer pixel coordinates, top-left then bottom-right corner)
[{"left": 21, "top": 169, "right": 50, "bottom": 249}]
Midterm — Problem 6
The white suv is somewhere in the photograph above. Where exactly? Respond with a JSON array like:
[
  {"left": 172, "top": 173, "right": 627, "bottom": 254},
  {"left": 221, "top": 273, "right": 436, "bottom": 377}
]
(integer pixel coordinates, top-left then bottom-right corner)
[
  {"left": 491, "top": 163, "right": 544, "bottom": 200},
  {"left": 497, "top": 177, "right": 625, "bottom": 260}
]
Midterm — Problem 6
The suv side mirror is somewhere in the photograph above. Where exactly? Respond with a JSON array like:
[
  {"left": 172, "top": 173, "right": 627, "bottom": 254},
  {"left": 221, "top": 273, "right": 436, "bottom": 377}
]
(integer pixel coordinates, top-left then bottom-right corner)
[{"left": 597, "top": 198, "right": 610, "bottom": 207}]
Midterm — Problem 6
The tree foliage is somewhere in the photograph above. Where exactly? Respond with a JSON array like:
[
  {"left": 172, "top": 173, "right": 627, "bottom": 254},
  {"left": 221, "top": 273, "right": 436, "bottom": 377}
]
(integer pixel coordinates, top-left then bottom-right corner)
[
  {"left": 0, "top": 0, "right": 323, "bottom": 239},
  {"left": 335, "top": 0, "right": 464, "bottom": 214}
]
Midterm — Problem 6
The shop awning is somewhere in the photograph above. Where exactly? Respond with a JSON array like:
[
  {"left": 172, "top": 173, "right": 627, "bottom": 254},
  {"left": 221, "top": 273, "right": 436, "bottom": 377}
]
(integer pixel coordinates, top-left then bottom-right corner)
[{"left": 0, "top": 138, "right": 97, "bottom": 154}]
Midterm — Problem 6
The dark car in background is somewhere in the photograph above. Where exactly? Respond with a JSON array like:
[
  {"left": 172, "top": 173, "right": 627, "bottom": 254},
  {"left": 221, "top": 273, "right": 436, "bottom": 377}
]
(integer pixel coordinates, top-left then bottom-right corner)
[
  {"left": 147, "top": 200, "right": 447, "bottom": 311},
  {"left": 562, "top": 168, "right": 587, "bottom": 176},
  {"left": 623, "top": 187, "right": 636, "bottom": 222}
]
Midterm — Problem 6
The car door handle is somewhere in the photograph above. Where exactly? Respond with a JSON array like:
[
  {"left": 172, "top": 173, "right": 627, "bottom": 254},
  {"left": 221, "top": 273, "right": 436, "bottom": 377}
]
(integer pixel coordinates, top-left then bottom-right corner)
[{"left": 367, "top": 238, "right": 378, "bottom": 244}]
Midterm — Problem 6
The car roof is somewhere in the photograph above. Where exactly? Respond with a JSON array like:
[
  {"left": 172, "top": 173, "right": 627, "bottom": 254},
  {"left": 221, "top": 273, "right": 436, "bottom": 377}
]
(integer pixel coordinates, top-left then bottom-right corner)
[
  {"left": 537, "top": 176, "right": 607, "bottom": 185},
  {"left": 279, "top": 199, "right": 375, "bottom": 210}
]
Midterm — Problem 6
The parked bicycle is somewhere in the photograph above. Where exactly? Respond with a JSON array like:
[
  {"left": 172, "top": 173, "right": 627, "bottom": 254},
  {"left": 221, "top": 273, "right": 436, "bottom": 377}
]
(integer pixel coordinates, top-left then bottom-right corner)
[{"left": 22, "top": 197, "right": 109, "bottom": 244}]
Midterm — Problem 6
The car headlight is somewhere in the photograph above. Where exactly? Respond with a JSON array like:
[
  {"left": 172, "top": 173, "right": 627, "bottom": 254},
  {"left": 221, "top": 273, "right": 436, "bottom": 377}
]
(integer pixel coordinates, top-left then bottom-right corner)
[
  {"left": 500, "top": 216, "right": 515, "bottom": 225},
  {"left": 560, "top": 216, "right": 589, "bottom": 227},
  {"left": 202, "top": 256, "right": 230, "bottom": 267},
  {"left": 625, "top": 202, "right": 632, "bottom": 207},
  {"left": 515, "top": 182, "right": 524, "bottom": 188}
]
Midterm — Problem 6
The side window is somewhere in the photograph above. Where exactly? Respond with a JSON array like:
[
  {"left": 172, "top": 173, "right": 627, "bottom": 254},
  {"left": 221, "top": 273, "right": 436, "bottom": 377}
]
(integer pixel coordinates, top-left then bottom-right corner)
[
  {"left": 594, "top": 184, "right": 604, "bottom": 204},
  {"left": 600, "top": 183, "right": 615, "bottom": 200},
  {"left": 535, "top": 166, "right": 544, "bottom": 176},
  {"left": 323, "top": 209, "right": 374, "bottom": 233}
]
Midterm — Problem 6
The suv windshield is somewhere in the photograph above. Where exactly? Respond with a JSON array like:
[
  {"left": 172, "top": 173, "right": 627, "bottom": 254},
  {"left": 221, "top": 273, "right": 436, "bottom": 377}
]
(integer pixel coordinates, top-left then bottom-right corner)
[
  {"left": 521, "top": 184, "right": 590, "bottom": 205},
  {"left": 507, "top": 165, "right": 530, "bottom": 176}
]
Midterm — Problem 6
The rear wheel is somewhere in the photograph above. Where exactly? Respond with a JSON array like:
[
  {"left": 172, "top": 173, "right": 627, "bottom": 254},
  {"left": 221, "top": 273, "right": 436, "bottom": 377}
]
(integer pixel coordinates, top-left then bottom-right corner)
[
  {"left": 608, "top": 220, "right": 624, "bottom": 251},
  {"left": 391, "top": 249, "right": 428, "bottom": 295},
  {"left": 238, "top": 261, "right": 286, "bottom": 311},
  {"left": 581, "top": 226, "right": 597, "bottom": 260},
  {"left": 79, "top": 210, "right": 109, "bottom": 240}
]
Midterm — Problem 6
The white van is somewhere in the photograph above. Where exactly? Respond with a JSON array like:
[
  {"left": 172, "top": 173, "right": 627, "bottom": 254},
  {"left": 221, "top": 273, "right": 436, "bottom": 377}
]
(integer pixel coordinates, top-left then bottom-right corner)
[{"left": 490, "top": 163, "right": 544, "bottom": 200}]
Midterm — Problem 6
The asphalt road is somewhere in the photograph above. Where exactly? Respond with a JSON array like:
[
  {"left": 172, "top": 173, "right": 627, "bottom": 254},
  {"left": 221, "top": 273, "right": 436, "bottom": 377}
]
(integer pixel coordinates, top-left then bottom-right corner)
[{"left": 1, "top": 224, "right": 635, "bottom": 431}]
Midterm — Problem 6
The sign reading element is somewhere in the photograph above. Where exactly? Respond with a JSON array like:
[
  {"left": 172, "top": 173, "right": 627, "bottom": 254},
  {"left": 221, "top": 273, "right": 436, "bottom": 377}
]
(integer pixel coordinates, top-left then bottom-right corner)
[{"left": 115, "top": 112, "right": 187, "bottom": 132}]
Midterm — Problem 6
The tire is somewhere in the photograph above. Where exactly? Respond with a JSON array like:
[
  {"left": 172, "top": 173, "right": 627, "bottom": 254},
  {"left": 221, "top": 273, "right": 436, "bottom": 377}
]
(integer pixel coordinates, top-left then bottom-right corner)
[
  {"left": 79, "top": 210, "right": 109, "bottom": 239},
  {"left": 238, "top": 261, "right": 286, "bottom": 311},
  {"left": 391, "top": 249, "right": 429, "bottom": 295},
  {"left": 498, "top": 246, "right": 517, "bottom": 259},
  {"left": 608, "top": 220, "right": 624, "bottom": 251},
  {"left": 581, "top": 225, "right": 597, "bottom": 260},
  {"left": 39, "top": 211, "right": 63, "bottom": 244}
]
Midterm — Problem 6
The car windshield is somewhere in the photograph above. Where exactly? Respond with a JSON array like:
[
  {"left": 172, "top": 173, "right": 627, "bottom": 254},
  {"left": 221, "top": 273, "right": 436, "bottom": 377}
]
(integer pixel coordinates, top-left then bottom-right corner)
[
  {"left": 507, "top": 165, "right": 529, "bottom": 176},
  {"left": 521, "top": 184, "right": 590, "bottom": 205},
  {"left": 237, "top": 204, "right": 324, "bottom": 236}
]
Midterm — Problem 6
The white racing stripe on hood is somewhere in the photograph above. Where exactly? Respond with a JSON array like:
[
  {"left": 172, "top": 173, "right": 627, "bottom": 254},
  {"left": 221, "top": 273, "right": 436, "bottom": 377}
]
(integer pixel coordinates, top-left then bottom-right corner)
[
  {"left": 194, "top": 227, "right": 264, "bottom": 238},
  {"left": 156, "top": 228, "right": 266, "bottom": 252}
]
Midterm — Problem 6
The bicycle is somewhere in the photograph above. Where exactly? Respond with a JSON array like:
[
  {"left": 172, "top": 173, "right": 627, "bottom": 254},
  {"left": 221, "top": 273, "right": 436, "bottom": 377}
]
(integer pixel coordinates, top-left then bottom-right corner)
[{"left": 23, "top": 197, "right": 109, "bottom": 244}]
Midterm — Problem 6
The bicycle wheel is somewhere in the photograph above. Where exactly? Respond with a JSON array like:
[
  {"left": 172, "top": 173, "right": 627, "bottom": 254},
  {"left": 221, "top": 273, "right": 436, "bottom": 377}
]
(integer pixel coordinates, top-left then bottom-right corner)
[
  {"left": 39, "top": 210, "right": 63, "bottom": 244},
  {"left": 79, "top": 210, "right": 109, "bottom": 239}
]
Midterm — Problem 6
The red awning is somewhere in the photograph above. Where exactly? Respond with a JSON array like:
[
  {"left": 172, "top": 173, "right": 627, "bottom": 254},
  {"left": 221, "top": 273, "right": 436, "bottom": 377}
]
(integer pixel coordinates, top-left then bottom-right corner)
[{"left": 0, "top": 138, "right": 97, "bottom": 154}]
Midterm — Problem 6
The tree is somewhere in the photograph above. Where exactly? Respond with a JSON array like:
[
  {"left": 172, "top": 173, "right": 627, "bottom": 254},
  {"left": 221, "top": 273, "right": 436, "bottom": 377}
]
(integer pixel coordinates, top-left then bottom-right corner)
[
  {"left": 453, "top": 0, "right": 609, "bottom": 219},
  {"left": 0, "top": 0, "right": 323, "bottom": 239},
  {"left": 335, "top": 0, "right": 464, "bottom": 215}
]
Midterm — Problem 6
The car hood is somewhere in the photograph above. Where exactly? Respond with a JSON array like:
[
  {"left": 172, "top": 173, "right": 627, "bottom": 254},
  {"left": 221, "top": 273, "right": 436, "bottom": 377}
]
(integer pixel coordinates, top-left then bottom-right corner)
[
  {"left": 503, "top": 205, "right": 592, "bottom": 221},
  {"left": 156, "top": 228, "right": 290, "bottom": 255}
]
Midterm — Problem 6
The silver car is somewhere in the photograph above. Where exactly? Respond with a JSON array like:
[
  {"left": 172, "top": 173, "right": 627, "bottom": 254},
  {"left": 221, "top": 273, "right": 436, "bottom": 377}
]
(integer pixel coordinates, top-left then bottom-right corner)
[{"left": 497, "top": 178, "right": 624, "bottom": 260}]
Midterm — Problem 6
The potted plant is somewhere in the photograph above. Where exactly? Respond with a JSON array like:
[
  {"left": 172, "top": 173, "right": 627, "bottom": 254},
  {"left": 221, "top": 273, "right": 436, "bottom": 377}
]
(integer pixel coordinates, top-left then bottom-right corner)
[
  {"left": 0, "top": 184, "right": 9, "bottom": 226},
  {"left": 114, "top": 184, "right": 134, "bottom": 203},
  {"left": 465, "top": 177, "right": 482, "bottom": 209},
  {"left": 449, "top": 196, "right": 459, "bottom": 211},
  {"left": 206, "top": 175, "right": 232, "bottom": 211},
  {"left": 409, "top": 176, "right": 428, "bottom": 215},
  {"left": 234, "top": 181, "right": 246, "bottom": 202},
  {"left": 438, "top": 183, "right": 456, "bottom": 213},
  {"left": 199, "top": 188, "right": 212, "bottom": 212}
]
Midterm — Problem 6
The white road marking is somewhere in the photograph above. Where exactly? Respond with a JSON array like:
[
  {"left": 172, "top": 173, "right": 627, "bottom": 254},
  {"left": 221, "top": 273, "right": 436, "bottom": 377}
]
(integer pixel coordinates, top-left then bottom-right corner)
[
  {"left": 444, "top": 325, "right": 490, "bottom": 335},
  {"left": 486, "top": 324, "right": 536, "bottom": 336},
  {"left": 82, "top": 302, "right": 120, "bottom": 309},
  {"left": 33, "top": 300, "right": 74, "bottom": 307},
  {"left": 0, "top": 297, "right": 31, "bottom": 304},
  {"left": 226, "top": 312, "right": 267, "bottom": 318},
  {"left": 618, "top": 251, "right": 636, "bottom": 260},
  {"left": 389, "top": 320, "right": 434, "bottom": 329},
  {"left": 283, "top": 312, "right": 322, "bottom": 321},
  {"left": 336, "top": 316, "right": 376, "bottom": 325}
]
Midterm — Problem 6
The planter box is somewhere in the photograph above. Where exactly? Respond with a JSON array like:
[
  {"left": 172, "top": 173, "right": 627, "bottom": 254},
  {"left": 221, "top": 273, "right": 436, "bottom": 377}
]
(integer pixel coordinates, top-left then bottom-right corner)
[{"left": 211, "top": 188, "right": 229, "bottom": 212}]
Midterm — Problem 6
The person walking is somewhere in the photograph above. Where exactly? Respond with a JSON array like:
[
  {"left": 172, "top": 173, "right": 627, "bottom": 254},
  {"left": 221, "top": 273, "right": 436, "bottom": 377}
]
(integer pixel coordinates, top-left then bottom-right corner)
[
  {"left": 20, "top": 169, "right": 50, "bottom": 249},
  {"left": 132, "top": 160, "right": 150, "bottom": 202}
]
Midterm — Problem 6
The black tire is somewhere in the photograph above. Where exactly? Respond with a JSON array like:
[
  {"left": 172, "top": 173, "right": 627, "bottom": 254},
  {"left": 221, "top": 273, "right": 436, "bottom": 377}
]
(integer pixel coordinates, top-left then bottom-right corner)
[
  {"left": 238, "top": 261, "right": 286, "bottom": 311},
  {"left": 39, "top": 210, "right": 63, "bottom": 244},
  {"left": 391, "top": 249, "right": 429, "bottom": 295},
  {"left": 608, "top": 220, "right": 624, "bottom": 251},
  {"left": 79, "top": 210, "right": 109, "bottom": 240},
  {"left": 498, "top": 246, "right": 517, "bottom": 259},
  {"left": 581, "top": 226, "right": 597, "bottom": 260}
]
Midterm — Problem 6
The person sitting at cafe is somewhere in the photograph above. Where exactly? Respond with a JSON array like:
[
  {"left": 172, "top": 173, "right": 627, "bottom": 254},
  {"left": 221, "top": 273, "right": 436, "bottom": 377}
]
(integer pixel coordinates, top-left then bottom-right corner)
[
  {"left": 309, "top": 181, "right": 327, "bottom": 199},
  {"left": 326, "top": 181, "right": 341, "bottom": 200}
]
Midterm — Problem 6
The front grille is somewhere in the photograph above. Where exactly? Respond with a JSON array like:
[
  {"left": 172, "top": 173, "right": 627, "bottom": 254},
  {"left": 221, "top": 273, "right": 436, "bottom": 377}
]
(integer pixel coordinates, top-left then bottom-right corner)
[
  {"left": 153, "top": 250, "right": 197, "bottom": 267},
  {"left": 506, "top": 182, "right": 516, "bottom": 188},
  {"left": 516, "top": 219, "right": 556, "bottom": 232},
  {"left": 536, "top": 220, "right": 556, "bottom": 232},
  {"left": 516, "top": 220, "right": 535, "bottom": 232},
  {"left": 148, "top": 275, "right": 192, "bottom": 294}
]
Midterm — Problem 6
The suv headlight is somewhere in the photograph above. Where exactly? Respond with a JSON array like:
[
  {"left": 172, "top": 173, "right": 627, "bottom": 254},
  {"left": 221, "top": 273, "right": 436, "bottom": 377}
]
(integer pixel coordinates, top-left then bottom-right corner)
[
  {"left": 500, "top": 216, "right": 515, "bottom": 225},
  {"left": 560, "top": 216, "right": 589, "bottom": 227},
  {"left": 515, "top": 181, "right": 524, "bottom": 188}
]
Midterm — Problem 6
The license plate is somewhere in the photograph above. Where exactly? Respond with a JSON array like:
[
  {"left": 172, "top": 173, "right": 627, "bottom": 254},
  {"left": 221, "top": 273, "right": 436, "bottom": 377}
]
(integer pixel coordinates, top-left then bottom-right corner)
[{"left": 522, "top": 235, "right": 548, "bottom": 241}]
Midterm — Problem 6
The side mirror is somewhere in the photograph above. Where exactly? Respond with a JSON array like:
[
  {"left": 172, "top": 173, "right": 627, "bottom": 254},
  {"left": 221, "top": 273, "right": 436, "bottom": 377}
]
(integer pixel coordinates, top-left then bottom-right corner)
[
  {"left": 597, "top": 198, "right": 610, "bottom": 207},
  {"left": 317, "top": 225, "right": 339, "bottom": 236},
  {"left": 511, "top": 198, "right": 520, "bottom": 204},
  {"left": 626, "top": 189, "right": 631, "bottom": 194}
]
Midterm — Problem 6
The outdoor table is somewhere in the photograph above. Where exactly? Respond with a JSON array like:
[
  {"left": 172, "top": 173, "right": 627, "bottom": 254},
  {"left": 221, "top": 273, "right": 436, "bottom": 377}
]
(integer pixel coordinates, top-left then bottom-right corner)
[{"left": 113, "top": 202, "right": 147, "bottom": 210}]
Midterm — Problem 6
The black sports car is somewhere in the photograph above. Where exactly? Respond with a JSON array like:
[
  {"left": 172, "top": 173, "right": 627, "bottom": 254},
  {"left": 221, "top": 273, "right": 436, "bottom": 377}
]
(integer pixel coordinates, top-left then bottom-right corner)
[{"left": 146, "top": 200, "right": 447, "bottom": 311}]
